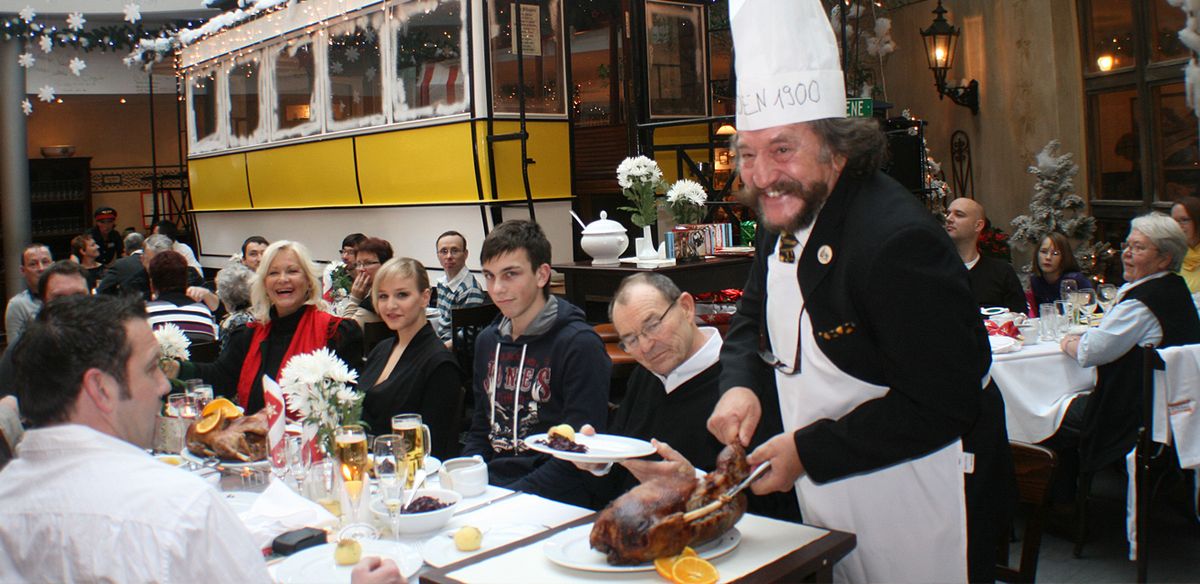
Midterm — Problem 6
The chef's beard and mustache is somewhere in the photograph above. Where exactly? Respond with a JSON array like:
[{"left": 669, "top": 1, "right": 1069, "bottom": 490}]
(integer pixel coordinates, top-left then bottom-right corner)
[{"left": 740, "top": 178, "right": 831, "bottom": 233}]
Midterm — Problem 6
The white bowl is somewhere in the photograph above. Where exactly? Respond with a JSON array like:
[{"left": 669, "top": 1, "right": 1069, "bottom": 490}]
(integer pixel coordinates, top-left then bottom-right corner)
[{"left": 370, "top": 488, "right": 461, "bottom": 535}]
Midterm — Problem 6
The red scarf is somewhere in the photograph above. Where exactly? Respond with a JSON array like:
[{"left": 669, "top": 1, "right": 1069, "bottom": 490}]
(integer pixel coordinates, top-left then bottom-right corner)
[{"left": 236, "top": 305, "right": 341, "bottom": 408}]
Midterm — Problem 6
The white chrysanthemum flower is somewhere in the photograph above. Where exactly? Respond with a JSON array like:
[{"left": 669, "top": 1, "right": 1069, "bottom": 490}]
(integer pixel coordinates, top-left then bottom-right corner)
[
  {"left": 153, "top": 324, "right": 191, "bottom": 361},
  {"left": 666, "top": 179, "right": 708, "bottom": 206},
  {"left": 616, "top": 155, "right": 663, "bottom": 189},
  {"left": 279, "top": 348, "right": 362, "bottom": 438}
]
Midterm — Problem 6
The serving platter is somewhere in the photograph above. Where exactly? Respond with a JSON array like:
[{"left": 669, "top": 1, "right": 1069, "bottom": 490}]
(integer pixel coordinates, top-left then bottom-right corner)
[{"left": 542, "top": 525, "right": 740, "bottom": 573}]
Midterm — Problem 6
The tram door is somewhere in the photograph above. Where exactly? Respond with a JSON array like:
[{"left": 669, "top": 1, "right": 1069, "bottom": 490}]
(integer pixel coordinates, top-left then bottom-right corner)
[{"left": 568, "top": 0, "right": 634, "bottom": 257}]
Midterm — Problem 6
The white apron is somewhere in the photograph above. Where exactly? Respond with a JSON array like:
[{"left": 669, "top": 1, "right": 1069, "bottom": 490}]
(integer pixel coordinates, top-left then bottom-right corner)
[{"left": 767, "top": 233, "right": 968, "bottom": 583}]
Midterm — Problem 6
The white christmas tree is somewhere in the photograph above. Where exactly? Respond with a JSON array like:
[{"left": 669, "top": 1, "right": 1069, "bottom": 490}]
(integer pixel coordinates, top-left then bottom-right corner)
[{"left": 1010, "top": 140, "right": 1103, "bottom": 273}]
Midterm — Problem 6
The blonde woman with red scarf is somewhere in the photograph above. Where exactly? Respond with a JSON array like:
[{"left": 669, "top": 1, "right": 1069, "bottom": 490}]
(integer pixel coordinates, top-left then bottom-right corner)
[{"left": 176, "top": 241, "right": 363, "bottom": 415}]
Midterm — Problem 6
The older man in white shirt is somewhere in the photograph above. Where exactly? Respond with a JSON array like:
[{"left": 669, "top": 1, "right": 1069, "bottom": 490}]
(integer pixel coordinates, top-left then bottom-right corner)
[{"left": 0, "top": 295, "right": 404, "bottom": 584}]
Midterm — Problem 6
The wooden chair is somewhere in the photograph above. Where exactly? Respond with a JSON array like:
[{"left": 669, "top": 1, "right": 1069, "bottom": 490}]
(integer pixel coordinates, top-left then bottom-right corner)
[
  {"left": 450, "top": 302, "right": 500, "bottom": 431},
  {"left": 997, "top": 441, "right": 1058, "bottom": 583}
]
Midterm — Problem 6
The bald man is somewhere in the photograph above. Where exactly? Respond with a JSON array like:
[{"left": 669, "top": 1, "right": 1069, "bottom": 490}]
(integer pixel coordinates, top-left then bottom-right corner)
[{"left": 945, "top": 197, "right": 1028, "bottom": 314}]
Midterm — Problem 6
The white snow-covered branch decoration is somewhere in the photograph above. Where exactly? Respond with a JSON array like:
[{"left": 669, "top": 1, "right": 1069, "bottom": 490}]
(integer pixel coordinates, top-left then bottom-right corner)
[
  {"left": 124, "top": 0, "right": 291, "bottom": 70},
  {"left": 1167, "top": 0, "right": 1200, "bottom": 118}
]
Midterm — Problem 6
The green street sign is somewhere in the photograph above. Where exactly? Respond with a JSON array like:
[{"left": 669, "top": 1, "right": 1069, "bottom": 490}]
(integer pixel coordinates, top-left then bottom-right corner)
[{"left": 846, "top": 98, "right": 874, "bottom": 118}]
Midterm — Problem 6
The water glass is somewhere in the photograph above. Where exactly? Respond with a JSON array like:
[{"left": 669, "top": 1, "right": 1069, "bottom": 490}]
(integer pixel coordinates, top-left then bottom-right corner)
[
  {"left": 1054, "top": 300, "right": 1072, "bottom": 335},
  {"left": 187, "top": 384, "right": 214, "bottom": 410},
  {"left": 1038, "top": 303, "right": 1058, "bottom": 342}
]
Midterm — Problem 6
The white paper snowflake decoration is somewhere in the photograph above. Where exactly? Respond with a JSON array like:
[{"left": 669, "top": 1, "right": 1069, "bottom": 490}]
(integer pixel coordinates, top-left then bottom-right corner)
[
  {"left": 17, "top": 53, "right": 35, "bottom": 68},
  {"left": 21, "top": 99, "right": 32, "bottom": 116},
  {"left": 67, "top": 12, "right": 86, "bottom": 32},
  {"left": 123, "top": 3, "right": 142, "bottom": 24},
  {"left": 330, "top": 60, "right": 343, "bottom": 74},
  {"left": 38, "top": 35, "right": 53, "bottom": 54},
  {"left": 365, "top": 66, "right": 376, "bottom": 81},
  {"left": 37, "top": 85, "right": 55, "bottom": 103},
  {"left": 68, "top": 57, "right": 86, "bottom": 76},
  {"left": 345, "top": 47, "right": 360, "bottom": 62},
  {"left": 19, "top": 6, "right": 36, "bottom": 23}
]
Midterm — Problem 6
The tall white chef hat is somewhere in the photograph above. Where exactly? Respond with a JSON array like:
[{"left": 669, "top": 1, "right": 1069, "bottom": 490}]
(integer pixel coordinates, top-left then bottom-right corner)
[{"left": 731, "top": 0, "right": 846, "bottom": 131}]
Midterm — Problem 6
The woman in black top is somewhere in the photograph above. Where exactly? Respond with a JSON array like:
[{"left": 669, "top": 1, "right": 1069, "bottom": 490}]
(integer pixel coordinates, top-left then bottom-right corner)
[{"left": 359, "top": 258, "right": 462, "bottom": 458}]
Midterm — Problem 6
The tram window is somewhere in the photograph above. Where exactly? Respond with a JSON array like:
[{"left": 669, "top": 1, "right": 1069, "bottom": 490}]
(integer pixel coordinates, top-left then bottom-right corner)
[
  {"left": 391, "top": 0, "right": 469, "bottom": 121},
  {"left": 489, "top": 0, "right": 566, "bottom": 115},
  {"left": 327, "top": 12, "right": 385, "bottom": 130},
  {"left": 190, "top": 70, "right": 220, "bottom": 147},
  {"left": 275, "top": 41, "right": 320, "bottom": 139},
  {"left": 645, "top": 1, "right": 706, "bottom": 118},
  {"left": 229, "top": 56, "right": 262, "bottom": 144}
]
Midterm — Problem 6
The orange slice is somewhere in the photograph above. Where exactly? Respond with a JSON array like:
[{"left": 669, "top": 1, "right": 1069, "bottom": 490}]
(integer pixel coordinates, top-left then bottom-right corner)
[
  {"left": 194, "top": 412, "right": 222, "bottom": 434},
  {"left": 680, "top": 547, "right": 697, "bottom": 558},
  {"left": 201, "top": 397, "right": 241, "bottom": 420},
  {"left": 654, "top": 556, "right": 677, "bottom": 580},
  {"left": 671, "top": 556, "right": 719, "bottom": 584}
]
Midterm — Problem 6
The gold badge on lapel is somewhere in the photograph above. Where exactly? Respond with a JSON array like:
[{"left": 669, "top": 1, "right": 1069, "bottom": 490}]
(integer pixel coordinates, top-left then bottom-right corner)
[{"left": 817, "top": 245, "right": 833, "bottom": 265}]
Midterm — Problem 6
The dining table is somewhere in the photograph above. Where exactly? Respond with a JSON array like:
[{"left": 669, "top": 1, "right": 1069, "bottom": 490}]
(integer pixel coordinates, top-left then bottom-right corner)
[
  {"left": 990, "top": 336, "right": 1097, "bottom": 444},
  {"left": 209, "top": 464, "right": 856, "bottom": 584}
]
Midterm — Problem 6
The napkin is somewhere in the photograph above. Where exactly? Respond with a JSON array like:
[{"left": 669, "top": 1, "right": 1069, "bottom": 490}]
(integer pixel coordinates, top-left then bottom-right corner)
[
  {"left": 985, "top": 320, "right": 1022, "bottom": 340},
  {"left": 262, "top": 375, "right": 286, "bottom": 470},
  {"left": 238, "top": 478, "right": 338, "bottom": 550}
]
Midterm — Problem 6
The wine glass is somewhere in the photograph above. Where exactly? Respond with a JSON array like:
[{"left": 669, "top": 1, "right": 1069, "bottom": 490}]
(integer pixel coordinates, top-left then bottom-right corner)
[
  {"left": 334, "top": 424, "right": 375, "bottom": 536},
  {"left": 1076, "top": 289, "right": 1098, "bottom": 325},
  {"left": 373, "top": 434, "right": 408, "bottom": 540},
  {"left": 1097, "top": 283, "right": 1118, "bottom": 314}
]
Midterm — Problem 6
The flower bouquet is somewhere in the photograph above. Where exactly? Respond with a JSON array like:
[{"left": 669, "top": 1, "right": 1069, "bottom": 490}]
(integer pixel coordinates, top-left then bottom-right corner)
[
  {"left": 663, "top": 179, "right": 708, "bottom": 226},
  {"left": 279, "top": 348, "right": 363, "bottom": 455},
  {"left": 616, "top": 155, "right": 664, "bottom": 228},
  {"left": 154, "top": 324, "right": 191, "bottom": 389}
]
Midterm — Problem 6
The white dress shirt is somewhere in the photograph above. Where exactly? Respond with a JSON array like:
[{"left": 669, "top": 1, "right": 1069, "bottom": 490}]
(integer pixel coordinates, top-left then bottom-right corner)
[
  {"left": 0, "top": 425, "right": 271, "bottom": 583},
  {"left": 1077, "top": 272, "right": 1168, "bottom": 367}
]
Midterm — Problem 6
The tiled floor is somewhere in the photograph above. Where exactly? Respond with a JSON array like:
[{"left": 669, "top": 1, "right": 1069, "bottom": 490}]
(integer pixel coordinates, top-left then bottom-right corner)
[{"left": 1014, "top": 466, "right": 1200, "bottom": 583}]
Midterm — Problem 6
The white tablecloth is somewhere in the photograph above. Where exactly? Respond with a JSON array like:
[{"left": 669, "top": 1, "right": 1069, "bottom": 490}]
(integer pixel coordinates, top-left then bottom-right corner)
[{"left": 991, "top": 340, "right": 1097, "bottom": 443}]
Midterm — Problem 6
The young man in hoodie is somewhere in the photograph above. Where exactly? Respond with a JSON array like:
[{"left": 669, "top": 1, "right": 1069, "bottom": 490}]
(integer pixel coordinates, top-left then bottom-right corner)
[{"left": 462, "top": 220, "right": 611, "bottom": 505}]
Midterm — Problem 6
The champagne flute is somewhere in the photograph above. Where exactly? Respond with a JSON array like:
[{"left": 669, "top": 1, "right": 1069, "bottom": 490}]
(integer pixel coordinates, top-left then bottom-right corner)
[
  {"left": 1097, "top": 283, "right": 1118, "bottom": 314},
  {"left": 373, "top": 434, "right": 408, "bottom": 540},
  {"left": 334, "top": 424, "right": 372, "bottom": 533},
  {"left": 1060, "top": 280, "right": 1079, "bottom": 325},
  {"left": 286, "top": 435, "right": 310, "bottom": 495}
]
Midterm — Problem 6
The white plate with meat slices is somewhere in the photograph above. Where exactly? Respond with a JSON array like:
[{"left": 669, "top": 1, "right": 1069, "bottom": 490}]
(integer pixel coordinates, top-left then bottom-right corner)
[
  {"left": 542, "top": 524, "right": 741, "bottom": 572},
  {"left": 523, "top": 433, "right": 656, "bottom": 464}
]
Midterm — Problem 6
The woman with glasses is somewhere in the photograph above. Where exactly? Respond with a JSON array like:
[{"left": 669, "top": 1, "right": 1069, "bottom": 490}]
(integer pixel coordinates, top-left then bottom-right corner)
[
  {"left": 358, "top": 258, "right": 461, "bottom": 458},
  {"left": 339, "top": 237, "right": 394, "bottom": 326},
  {"left": 1055, "top": 213, "right": 1200, "bottom": 477},
  {"left": 1028, "top": 232, "right": 1092, "bottom": 316},
  {"left": 1170, "top": 195, "right": 1200, "bottom": 294}
]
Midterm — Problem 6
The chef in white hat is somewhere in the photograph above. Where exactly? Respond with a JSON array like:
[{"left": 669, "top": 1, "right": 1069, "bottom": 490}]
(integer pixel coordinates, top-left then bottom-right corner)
[{"left": 707, "top": 1, "right": 1011, "bottom": 582}]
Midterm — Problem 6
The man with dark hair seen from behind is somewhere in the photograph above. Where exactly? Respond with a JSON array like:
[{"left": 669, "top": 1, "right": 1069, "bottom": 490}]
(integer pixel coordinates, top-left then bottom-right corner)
[
  {"left": 462, "top": 220, "right": 611, "bottom": 506},
  {"left": 0, "top": 295, "right": 406, "bottom": 584},
  {"left": 87, "top": 206, "right": 122, "bottom": 266},
  {"left": 5, "top": 243, "right": 53, "bottom": 344},
  {"left": 707, "top": 1, "right": 1011, "bottom": 581}
]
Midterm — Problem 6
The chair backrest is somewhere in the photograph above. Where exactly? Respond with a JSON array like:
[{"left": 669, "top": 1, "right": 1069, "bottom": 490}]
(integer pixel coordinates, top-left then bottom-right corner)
[
  {"left": 450, "top": 302, "right": 500, "bottom": 330},
  {"left": 997, "top": 441, "right": 1057, "bottom": 584}
]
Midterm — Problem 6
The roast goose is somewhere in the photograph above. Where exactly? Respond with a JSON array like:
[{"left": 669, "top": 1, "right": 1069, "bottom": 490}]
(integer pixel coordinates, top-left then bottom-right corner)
[
  {"left": 590, "top": 444, "right": 750, "bottom": 565},
  {"left": 185, "top": 409, "right": 269, "bottom": 462}
]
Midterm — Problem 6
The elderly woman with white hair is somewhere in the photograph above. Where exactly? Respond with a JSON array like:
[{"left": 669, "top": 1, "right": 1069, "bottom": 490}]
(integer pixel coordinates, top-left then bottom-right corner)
[
  {"left": 1058, "top": 212, "right": 1200, "bottom": 473},
  {"left": 215, "top": 261, "right": 256, "bottom": 350},
  {"left": 177, "top": 240, "right": 363, "bottom": 415}
]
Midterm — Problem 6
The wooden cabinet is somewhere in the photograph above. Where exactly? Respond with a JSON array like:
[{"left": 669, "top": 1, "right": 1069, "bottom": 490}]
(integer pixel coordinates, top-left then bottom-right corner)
[{"left": 28, "top": 157, "right": 92, "bottom": 258}]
